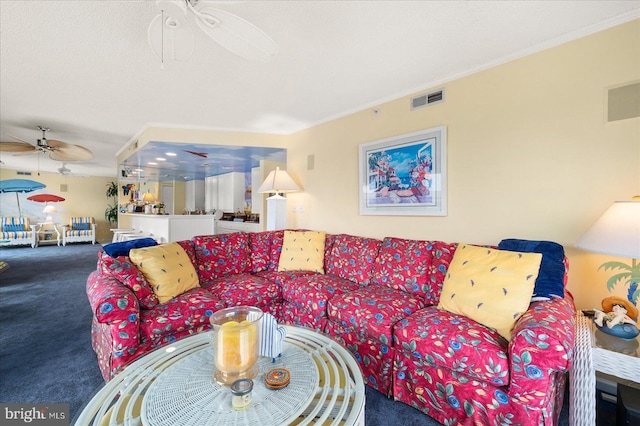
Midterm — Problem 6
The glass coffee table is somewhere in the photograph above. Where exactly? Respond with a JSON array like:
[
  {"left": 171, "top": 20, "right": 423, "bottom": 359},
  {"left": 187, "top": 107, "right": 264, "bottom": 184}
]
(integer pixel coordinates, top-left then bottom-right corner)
[{"left": 74, "top": 326, "right": 365, "bottom": 426}]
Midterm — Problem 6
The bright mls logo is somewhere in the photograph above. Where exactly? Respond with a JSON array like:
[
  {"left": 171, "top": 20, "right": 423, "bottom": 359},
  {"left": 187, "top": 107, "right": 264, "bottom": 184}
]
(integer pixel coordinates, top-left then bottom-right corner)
[{"left": 1, "top": 403, "right": 68, "bottom": 425}]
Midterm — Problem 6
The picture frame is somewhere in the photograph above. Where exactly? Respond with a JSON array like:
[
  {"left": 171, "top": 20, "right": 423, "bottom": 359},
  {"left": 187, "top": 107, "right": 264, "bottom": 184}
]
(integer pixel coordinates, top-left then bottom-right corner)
[{"left": 359, "top": 126, "right": 447, "bottom": 216}]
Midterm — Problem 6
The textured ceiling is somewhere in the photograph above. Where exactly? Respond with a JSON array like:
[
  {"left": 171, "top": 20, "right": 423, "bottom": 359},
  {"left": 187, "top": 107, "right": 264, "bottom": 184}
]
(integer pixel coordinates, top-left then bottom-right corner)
[{"left": 1, "top": 1, "right": 638, "bottom": 179}]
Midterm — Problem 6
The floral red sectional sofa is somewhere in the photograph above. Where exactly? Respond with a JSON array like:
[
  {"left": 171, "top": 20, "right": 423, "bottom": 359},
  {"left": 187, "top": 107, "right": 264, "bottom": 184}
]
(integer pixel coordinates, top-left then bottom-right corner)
[{"left": 86, "top": 230, "right": 575, "bottom": 425}]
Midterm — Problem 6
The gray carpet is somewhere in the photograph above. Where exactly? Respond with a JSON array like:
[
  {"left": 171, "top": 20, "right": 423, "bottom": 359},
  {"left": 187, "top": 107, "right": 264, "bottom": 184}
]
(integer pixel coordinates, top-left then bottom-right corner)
[{"left": 0, "top": 243, "right": 571, "bottom": 425}]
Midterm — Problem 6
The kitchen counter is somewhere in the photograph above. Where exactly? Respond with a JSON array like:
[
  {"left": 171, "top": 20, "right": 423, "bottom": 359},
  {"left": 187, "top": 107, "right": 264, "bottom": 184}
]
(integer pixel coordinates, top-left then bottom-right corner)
[
  {"left": 215, "top": 220, "right": 261, "bottom": 234},
  {"left": 126, "top": 214, "right": 216, "bottom": 243}
]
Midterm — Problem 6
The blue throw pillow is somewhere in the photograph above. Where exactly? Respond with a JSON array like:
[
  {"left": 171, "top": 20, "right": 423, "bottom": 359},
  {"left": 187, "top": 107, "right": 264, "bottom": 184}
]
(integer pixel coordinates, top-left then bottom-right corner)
[
  {"left": 498, "top": 239, "right": 566, "bottom": 300},
  {"left": 103, "top": 238, "right": 158, "bottom": 258},
  {"left": 72, "top": 222, "right": 91, "bottom": 231},
  {"left": 4, "top": 224, "right": 23, "bottom": 232}
]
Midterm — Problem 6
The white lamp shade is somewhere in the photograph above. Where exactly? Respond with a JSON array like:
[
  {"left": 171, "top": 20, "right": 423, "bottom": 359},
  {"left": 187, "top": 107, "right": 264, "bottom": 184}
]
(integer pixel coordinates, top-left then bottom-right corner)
[
  {"left": 43, "top": 204, "right": 57, "bottom": 214},
  {"left": 258, "top": 167, "right": 301, "bottom": 194},
  {"left": 142, "top": 191, "right": 156, "bottom": 202},
  {"left": 575, "top": 201, "right": 640, "bottom": 258}
]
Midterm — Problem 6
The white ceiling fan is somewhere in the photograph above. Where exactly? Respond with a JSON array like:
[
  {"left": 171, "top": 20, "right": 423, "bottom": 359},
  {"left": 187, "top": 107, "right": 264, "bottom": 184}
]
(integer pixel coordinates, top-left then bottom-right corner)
[
  {"left": 0, "top": 126, "right": 94, "bottom": 162},
  {"left": 148, "top": 0, "right": 279, "bottom": 64}
]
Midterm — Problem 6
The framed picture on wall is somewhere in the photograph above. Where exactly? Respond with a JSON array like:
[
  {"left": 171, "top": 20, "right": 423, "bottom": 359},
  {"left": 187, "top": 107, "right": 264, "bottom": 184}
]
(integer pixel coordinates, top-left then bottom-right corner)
[{"left": 359, "top": 126, "right": 447, "bottom": 216}]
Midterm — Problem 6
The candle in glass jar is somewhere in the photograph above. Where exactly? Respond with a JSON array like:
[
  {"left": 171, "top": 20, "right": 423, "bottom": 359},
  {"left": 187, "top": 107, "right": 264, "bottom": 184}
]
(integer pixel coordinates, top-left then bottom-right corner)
[
  {"left": 216, "top": 320, "right": 257, "bottom": 372},
  {"left": 230, "top": 378, "right": 253, "bottom": 411}
]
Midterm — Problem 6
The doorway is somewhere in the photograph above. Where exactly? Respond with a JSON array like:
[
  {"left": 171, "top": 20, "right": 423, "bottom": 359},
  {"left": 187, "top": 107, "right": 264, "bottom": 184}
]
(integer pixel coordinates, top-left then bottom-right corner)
[{"left": 161, "top": 184, "right": 174, "bottom": 215}]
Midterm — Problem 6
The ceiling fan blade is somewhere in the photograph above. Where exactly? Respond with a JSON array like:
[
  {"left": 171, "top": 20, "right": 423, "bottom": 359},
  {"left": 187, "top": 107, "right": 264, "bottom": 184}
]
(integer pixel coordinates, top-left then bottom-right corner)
[
  {"left": 47, "top": 140, "right": 94, "bottom": 161},
  {"left": 0, "top": 141, "right": 36, "bottom": 153},
  {"left": 6, "top": 134, "right": 33, "bottom": 145},
  {"left": 148, "top": 12, "right": 195, "bottom": 62},
  {"left": 193, "top": 7, "right": 279, "bottom": 62}
]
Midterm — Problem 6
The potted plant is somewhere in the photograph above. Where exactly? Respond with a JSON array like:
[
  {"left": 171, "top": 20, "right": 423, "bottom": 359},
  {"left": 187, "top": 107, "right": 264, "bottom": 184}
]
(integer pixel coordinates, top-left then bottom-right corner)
[
  {"left": 105, "top": 181, "right": 119, "bottom": 224},
  {"left": 153, "top": 202, "right": 165, "bottom": 215}
]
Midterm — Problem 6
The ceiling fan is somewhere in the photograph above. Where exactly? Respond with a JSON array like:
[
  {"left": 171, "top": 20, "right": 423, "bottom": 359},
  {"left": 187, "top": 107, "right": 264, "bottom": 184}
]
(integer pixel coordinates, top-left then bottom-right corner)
[
  {"left": 0, "top": 126, "right": 94, "bottom": 161},
  {"left": 148, "top": 0, "right": 279, "bottom": 63},
  {"left": 56, "top": 163, "right": 89, "bottom": 177}
]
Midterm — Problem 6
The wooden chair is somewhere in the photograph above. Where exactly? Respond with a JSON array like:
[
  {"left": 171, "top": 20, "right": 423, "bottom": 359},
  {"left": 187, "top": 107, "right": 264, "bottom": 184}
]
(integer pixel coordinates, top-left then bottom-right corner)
[
  {"left": 0, "top": 216, "right": 36, "bottom": 248},
  {"left": 62, "top": 216, "right": 96, "bottom": 246}
]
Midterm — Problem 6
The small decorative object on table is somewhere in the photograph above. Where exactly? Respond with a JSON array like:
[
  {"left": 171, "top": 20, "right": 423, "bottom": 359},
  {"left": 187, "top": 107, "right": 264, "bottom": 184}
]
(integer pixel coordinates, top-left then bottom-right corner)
[
  {"left": 230, "top": 378, "right": 253, "bottom": 410},
  {"left": 265, "top": 367, "right": 291, "bottom": 390},
  {"left": 256, "top": 312, "right": 287, "bottom": 362},
  {"left": 593, "top": 296, "right": 640, "bottom": 340}
]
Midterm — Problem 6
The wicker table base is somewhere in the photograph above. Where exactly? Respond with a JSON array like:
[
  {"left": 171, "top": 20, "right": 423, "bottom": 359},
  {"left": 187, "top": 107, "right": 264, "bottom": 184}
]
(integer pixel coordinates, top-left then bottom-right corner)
[
  {"left": 570, "top": 312, "right": 640, "bottom": 426},
  {"left": 74, "top": 326, "right": 365, "bottom": 426}
]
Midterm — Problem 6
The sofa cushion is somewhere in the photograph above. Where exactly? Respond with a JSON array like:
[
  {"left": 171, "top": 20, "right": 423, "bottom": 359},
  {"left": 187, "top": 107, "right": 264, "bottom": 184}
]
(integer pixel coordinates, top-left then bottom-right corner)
[
  {"left": 424, "top": 241, "right": 458, "bottom": 305},
  {"left": 204, "top": 273, "right": 280, "bottom": 309},
  {"left": 278, "top": 302, "right": 330, "bottom": 331},
  {"left": 267, "top": 230, "right": 286, "bottom": 271},
  {"left": 70, "top": 216, "right": 93, "bottom": 231},
  {"left": 278, "top": 230, "right": 326, "bottom": 273},
  {"left": 249, "top": 231, "right": 275, "bottom": 273},
  {"left": 193, "top": 233, "right": 250, "bottom": 283},
  {"left": 1, "top": 217, "right": 27, "bottom": 232},
  {"left": 437, "top": 243, "right": 541, "bottom": 340},
  {"left": 130, "top": 242, "right": 200, "bottom": 304},
  {"left": 394, "top": 306, "right": 510, "bottom": 386},
  {"left": 98, "top": 251, "right": 159, "bottom": 309},
  {"left": 139, "top": 287, "right": 224, "bottom": 342},
  {"left": 372, "top": 237, "right": 433, "bottom": 297},
  {"left": 1, "top": 231, "right": 32, "bottom": 239},
  {"left": 72, "top": 222, "right": 91, "bottom": 231},
  {"left": 325, "top": 234, "right": 381, "bottom": 285},
  {"left": 328, "top": 286, "right": 426, "bottom": 346},
  {"left": 498, "top": 238, "right": 566, "bottom": 300},
  {"left": 281, "top": 273, "right": 360, "bottom": 319},
  {"left": 325, "top": 320, "right": 395, "bottom": 396}
]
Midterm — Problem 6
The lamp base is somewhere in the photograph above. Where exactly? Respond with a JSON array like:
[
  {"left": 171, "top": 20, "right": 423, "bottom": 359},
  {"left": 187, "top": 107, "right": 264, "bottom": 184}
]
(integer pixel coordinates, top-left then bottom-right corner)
[{"left": 266, "top": 194, "right": 287, "bottom": 231}]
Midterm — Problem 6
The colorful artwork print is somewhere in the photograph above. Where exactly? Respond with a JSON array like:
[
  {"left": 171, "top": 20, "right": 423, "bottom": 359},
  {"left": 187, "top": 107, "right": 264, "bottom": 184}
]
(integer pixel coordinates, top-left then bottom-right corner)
[
  {"left": 359, "top": 126, "right": 446, "bottom": 216},
  {"left": 365, "top": 138, "right": 435, "bottom": 207}
]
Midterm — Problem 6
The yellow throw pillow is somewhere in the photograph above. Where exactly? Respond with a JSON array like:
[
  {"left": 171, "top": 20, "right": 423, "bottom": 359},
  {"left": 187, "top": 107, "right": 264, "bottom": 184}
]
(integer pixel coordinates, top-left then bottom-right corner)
[
  {"left": 278, "top": 230, "right": 326, "bottom": 274},
  {"left": 129, "top": 242, "right": 199, "bottom": 304},
  {"left": 437, "top": 243, "right": 541, "bottom": 340}
]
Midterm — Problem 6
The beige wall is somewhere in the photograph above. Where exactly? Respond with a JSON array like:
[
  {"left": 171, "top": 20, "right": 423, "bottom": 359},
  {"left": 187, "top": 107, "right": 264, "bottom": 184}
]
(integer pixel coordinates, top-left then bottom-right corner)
[
  {"left": 0, "top": 168, "right": 116, "bottom": 243},
  {"left": 284, "top": 20, "right": 640, "bottom": 311}
]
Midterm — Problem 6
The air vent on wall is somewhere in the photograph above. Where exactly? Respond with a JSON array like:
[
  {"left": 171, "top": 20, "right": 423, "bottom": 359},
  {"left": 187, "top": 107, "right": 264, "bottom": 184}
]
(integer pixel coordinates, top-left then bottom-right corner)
[
  {"left": 411, "top": 88, "right": 445, "bottom": 110},
  {"left": 608, "top": 82, "right": 640, "bottom": 122}
]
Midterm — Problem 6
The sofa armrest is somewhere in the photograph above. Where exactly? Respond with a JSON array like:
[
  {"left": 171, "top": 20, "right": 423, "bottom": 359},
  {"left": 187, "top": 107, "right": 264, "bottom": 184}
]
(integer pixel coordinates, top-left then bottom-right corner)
[
  {"left": 508, "top": 295, "right": 575, "bottom": 403},
  {"left": 86, "top": 271, "right": 141, "bottom": 350}
]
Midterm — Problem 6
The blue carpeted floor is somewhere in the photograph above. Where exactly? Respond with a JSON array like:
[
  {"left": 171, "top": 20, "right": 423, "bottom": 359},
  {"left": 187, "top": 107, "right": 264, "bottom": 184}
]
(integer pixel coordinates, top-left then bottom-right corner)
[{"left": 0, "top": 243, "right": 576, "bottom": 425}]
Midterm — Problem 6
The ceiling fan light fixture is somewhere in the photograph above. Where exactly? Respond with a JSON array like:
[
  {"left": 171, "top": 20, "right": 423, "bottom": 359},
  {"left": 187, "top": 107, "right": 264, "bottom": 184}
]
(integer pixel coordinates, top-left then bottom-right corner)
[{"left": 148, "top": 11, "right": 195, "bottom": 64}]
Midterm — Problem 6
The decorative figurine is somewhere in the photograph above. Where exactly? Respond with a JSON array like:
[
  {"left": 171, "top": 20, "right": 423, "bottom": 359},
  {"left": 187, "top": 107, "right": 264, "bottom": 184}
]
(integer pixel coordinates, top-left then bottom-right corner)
[
  {"left": 253, "top": 312, "right": 287, "bottom": 362},
  {"left": 593, "top": 296, "right": 639, "bottom": 340}
]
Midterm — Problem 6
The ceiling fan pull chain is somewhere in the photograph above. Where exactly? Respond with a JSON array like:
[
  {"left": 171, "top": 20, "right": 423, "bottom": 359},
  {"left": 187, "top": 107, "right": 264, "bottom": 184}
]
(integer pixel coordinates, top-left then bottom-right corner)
[{"left": 161, "top": 9, "right": 165, "bottom": 70}]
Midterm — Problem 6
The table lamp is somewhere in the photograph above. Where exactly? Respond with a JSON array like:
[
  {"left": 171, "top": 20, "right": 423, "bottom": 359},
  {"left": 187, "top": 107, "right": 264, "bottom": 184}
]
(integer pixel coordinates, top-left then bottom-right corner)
[
  {"left": 43, "top": 204, "right": 57, "bottom": 223},
  {"left": 142, "top": 191, "right": 155, "bottom": 214},
  {"left": 258, "top": 167, "right": 301, "bottom": 230},
  {"left": 575, "top": 198, "right": 640, "bottom": 339}
]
